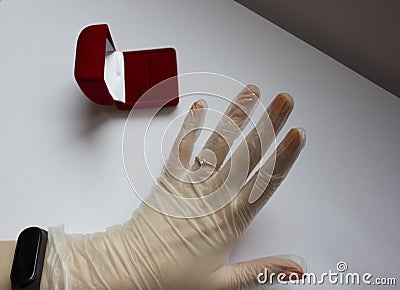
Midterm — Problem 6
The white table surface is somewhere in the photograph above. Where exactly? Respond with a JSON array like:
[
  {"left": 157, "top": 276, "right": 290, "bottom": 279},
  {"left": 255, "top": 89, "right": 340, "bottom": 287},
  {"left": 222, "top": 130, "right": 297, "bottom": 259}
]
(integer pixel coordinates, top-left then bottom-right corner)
[{"left": 1, "top": 0, "right": 399, "bottom": 289}]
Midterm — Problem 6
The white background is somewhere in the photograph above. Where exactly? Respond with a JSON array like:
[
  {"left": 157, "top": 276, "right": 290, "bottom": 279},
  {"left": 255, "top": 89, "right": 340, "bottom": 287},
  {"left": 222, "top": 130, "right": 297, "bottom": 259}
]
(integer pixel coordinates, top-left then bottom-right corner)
[{"left": 0, "top": 1, "right": 399, "bottom": 289}]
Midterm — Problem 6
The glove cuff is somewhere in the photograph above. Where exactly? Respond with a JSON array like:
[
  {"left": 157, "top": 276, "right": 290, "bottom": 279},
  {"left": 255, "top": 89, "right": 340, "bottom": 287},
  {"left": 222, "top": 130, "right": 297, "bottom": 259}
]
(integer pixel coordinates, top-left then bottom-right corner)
[{"left": 46, "top": 225, "right": 71, "bottom": 290}]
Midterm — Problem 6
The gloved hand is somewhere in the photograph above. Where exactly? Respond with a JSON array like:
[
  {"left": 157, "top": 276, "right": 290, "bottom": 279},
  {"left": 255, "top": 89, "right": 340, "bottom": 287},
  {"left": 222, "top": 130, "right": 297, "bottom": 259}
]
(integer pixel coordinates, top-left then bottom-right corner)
[{"left": 44, "top": 85, "right": 306, "bottom": 290}]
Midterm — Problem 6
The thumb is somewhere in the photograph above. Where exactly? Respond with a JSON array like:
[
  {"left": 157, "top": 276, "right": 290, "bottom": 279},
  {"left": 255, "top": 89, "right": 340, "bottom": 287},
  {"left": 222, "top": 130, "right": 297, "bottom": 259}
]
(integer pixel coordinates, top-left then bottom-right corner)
[{"left": 211, "top": 254, "right": 306, "bottom": 289}]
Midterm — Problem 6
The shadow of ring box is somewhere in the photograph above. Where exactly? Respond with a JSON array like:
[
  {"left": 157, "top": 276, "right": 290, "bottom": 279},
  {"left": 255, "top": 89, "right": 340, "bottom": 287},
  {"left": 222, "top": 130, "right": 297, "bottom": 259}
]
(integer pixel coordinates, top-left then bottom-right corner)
[{"left": 74, "top": 24, "right": 179, "bottom": 110}]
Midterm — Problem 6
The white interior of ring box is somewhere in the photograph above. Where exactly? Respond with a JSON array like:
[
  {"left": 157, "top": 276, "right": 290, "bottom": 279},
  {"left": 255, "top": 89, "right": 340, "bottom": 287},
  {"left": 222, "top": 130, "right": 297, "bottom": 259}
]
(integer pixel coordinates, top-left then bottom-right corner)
[{"left": 104, "top": 38, "right": 126, "bottom": 103}]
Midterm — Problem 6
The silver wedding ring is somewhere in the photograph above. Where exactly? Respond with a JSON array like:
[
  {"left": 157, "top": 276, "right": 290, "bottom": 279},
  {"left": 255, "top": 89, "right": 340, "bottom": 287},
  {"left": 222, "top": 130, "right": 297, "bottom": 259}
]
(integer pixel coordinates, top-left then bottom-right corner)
[{"left": 195, "top": 156, "right": 219, "bottom": 170}]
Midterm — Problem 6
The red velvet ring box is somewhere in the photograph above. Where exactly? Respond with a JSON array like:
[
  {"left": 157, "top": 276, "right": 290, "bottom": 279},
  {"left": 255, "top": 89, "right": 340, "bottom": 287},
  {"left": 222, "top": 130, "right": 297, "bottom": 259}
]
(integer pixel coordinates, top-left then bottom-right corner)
[{"left": 74, "top": 24, "right": 179, "bottom": 109}]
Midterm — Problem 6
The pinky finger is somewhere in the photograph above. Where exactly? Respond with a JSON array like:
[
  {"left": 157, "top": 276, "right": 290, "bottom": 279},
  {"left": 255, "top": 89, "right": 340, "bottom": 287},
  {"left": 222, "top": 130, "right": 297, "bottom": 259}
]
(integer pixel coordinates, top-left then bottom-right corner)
[{"left": 241, "top": 128, "right": 306, "bottom": 215}]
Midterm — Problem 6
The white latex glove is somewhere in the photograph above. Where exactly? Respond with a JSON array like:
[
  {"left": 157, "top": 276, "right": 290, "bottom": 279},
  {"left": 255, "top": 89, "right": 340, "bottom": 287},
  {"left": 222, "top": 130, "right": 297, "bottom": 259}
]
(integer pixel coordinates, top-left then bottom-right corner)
[{"left": 45, "top": 85, "right": 306, "bottom": 290}]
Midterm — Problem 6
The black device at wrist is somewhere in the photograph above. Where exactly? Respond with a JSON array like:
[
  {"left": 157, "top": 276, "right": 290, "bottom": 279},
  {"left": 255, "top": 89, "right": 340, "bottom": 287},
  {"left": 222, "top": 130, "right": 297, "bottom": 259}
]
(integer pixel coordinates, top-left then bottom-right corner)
[{"left": 10, "top": 227, "right": 48, "bottom": 290}]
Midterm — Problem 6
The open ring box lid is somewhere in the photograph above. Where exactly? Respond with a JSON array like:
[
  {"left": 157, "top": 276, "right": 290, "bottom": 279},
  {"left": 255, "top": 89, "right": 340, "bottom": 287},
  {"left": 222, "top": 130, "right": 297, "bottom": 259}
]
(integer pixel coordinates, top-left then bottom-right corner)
[{"left": 74, "top": 24, "right": 179, "bottom": 109}]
